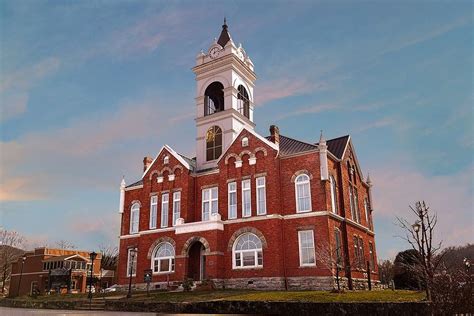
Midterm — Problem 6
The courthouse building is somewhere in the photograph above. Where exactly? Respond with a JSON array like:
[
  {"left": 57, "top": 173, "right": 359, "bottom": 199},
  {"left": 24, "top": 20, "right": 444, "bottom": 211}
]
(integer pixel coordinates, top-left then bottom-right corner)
[{"left": 117, "top": 21, "right": 378, "bottom": 290}]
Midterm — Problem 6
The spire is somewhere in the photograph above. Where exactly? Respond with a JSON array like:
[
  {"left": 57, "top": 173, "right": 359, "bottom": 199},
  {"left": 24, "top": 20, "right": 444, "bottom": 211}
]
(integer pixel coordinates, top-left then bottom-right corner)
[
  {"left": 217, "top": 18, "right": 231, "bottom": 48},
  {"left": 319, "top": 130, "right": 326, "bottom": 144},
  {"left": 366, "top": 172, "right": 372, "bottom": 186}
]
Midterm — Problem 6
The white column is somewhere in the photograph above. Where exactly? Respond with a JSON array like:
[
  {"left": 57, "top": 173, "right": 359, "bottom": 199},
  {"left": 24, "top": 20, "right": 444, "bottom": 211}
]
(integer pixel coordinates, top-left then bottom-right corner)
[
  {"left": 319, "top": 131, "right": 329, "bottom": 181},
  {"left": 119, "top": 177, "right": 126, "bottom": 213}
]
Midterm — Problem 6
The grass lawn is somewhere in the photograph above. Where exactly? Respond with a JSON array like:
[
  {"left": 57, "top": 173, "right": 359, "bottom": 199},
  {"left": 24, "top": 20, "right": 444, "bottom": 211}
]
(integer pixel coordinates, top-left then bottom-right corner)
[
  {"left": 131, "top": 290, "right": 425, "bottom": 303},
  {"left": 8, "top": 290, "right": 425, "bottom": 303}
]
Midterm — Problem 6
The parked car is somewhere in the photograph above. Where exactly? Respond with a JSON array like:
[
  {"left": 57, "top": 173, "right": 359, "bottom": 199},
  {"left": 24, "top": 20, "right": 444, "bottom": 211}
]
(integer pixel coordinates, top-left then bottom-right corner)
[
  {"left": 86, "top": 285, "right": 95, "bottom": 293},
  {"left": 104, "top": 284, "right": 120, "bottom": 293}
]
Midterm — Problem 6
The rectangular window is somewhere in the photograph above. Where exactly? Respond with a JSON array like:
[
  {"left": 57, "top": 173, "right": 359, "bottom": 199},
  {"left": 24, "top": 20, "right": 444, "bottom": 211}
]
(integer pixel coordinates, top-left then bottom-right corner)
[
  {"left": 256, "top": 177, "right": 266, "bottom": 215},
  {"left": 172, "top": 191, "right": 181, "bottom": 226},
  {"left": 242, "top": 179, "right": 251, "bottom": 217},
  {"left": 298, "top": 230, "right": 316, "bottom": 266},
  {"left": 354, "top": 188, "right": 360, "bottom": 223},
  {"left": 228, "top": 182, "right": 237, "bottom": 219},
  {"left": 126, "top": 249, "right": 137, "bottom": 277},
  {"left": 202, "top": 187, "right": 218, "bottom": 221},
  {"left": 359, "top": 237, "right": 365, "bottom": 269},
  {"left": 353, "top": 236, "right": 359, "bottom": 268},
  {"left": 369, "top": 243, "right": 375, "bottom": 271},
  {"left": 149, "top": 195, "right": 158, "bottom": 229},
  {"left": 161, "top": 193, "right": 169, "bottom": 228}
]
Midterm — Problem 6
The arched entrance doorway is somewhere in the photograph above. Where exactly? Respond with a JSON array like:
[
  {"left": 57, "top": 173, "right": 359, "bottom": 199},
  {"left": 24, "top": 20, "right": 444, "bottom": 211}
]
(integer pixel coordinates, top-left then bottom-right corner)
[{"left": 187, "top": 241, "right": 206, "bottom": 281}]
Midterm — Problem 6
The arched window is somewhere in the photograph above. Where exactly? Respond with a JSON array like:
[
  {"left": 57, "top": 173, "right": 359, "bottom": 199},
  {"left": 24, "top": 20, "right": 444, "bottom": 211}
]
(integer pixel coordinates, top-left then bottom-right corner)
[
  {"left": 204, "top": 82, "right": 224, "bottom": 116},
  {"left": 237, "top": 85, "right": 250, "bottom": 119},
  {"left": 241, "top": 136, "right": 249, "bottom": 147},
  {"left": 295, "top": 174, "right": 311, "bottom": 213},
  {"left": 163, "top": 155, "right": 169, "bottom": 164},
  {"left": 330, "top": 175, "right": 338, "bottom": 213},
  {"left": 233, "top": 233, "right": 263, "bottom": 268},
  {"left": 151, "top": 242, "right": 175, "bottom": 273},
  {"left": 334, "top": 228, "right": 343, "bottom": 266},
  {"left": 130, "top": 203, "right": 140, "bottom": 234},
  {"left": 206, "top": 126, "right": 222, "bottom": 161}
]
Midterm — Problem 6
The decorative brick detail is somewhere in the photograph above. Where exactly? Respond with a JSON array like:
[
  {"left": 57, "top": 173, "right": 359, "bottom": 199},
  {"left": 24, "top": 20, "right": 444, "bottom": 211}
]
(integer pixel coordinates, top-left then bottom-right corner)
[
  {"left": 172, "top": 165, "right": 183, "bottom": 173},
  {"left": 147, "top": 237, "right": 176, "bottom": 259},
  {"left": 291, "top": 170, "right": 313, "bottom": 182},
  {"left": 239, "top": 150, "right": 255, "bottom": 159},
  {"left": 181, "top": 236, "right": 211, "bottom": 256},
  {"left": 148, "top": 170, "right": 159, "bottom": 180},
  {"left": 160, "top": 166, "right": 173, "bottom": 175},
  {"left": 227, "top": 227, "right": 268, "bottom": 251},
  {"left": 130, "top": 200, "right": 141, "bottom": 206},
  {"left": 254, "top": 147, "right": 268, "bottom": 157},
  {"left": 224, "top": 153, "right": 240, "bottom": 165}
]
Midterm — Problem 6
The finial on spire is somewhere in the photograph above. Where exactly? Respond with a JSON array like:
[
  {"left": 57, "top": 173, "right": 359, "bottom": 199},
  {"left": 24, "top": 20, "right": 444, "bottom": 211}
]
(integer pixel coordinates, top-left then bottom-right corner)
[
  {"left": 366, "top": 172, "right": 372, "bottom": 185},
  {"left": 319, "top": 130, "right": 326, "bottom": 143}
]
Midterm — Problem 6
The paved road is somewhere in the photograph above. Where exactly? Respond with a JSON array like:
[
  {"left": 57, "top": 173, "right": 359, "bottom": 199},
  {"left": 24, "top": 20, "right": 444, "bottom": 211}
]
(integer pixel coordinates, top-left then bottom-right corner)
[{"left": 0, "top": 307, "right": 162, "bottom": 316}]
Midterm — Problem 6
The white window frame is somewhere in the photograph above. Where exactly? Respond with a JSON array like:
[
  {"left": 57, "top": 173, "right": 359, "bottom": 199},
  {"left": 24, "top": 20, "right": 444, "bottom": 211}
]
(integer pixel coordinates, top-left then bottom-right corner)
[
  {"left": 364, "top": 198, "right": 369, "bottom": 224},
  {"left": 130, "top": 203, "right": 140, "bottom": 234},
  {"left": 151, "top": 242, "right": 175, "bottom": 274},
  {"left": 330, "top": 175, "right": 337, "bottom": 213},
  {"left": 163, "top": 155, "right": 169, "bottom": 164},
  {"left": 228, "top": 182, "right": 237, "bottom": 219},
  {"left": 349, "top": 186, "right": 355, "bottom": 220},
  {"left": 298, "top": 230, "right": 316, "bottom": 267},
  {"left": 256, "top": 177, "right": 266, "bottom": 215},
  {"left": 202, "top": 187, "right": 218, "bottom": 221},
  {"left": 241, "top": 137, "right": 249, "bottom": 147},
  {"left": 242, "top": 179, "right": 252, "bottom": 217},
  {"left": 354, "top": 188, "right": 360, "bottom": 223},
  {"left": 295, "top": 174, "right": 312, "bottom": 213},
  {"left": 126, "top": 248, "right": 137, "bottom": 277},
  {"left": 161, "top": 193, "right": 169, "bottom": 228},
  {"left": 149, "top": 195, "right": 158, "bottom": 229},
  {"left": 172, "top": 191, "right": 181, "bottom": 226},
  {"left": 232, "top": 233, "right": 263, "bottom": 269}
]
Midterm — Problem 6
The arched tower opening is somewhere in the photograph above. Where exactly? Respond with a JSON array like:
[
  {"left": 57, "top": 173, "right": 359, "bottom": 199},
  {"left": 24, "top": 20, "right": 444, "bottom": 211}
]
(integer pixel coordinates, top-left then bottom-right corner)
[{"left": 204, "top": 81, "right": 224, "bottom": 116}]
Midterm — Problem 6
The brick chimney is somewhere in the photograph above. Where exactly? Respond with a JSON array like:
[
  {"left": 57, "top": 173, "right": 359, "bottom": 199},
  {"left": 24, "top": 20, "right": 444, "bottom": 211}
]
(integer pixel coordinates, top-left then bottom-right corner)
[
  {"left": 143, "top": 156, "right": 153, "bottom": 172},
  {"left": 269, "top": 125, "right": 280, "bottom": 144}
]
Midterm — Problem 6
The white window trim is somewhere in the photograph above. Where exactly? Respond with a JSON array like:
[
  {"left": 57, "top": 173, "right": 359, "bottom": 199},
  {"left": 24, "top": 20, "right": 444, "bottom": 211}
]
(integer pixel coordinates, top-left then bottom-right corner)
[
  {"left": 126, "top": 248, "right": 137, "bottom": 277},
  {"left": 364, "top": 198, "right": 369, "bottom": 224},
  {"left": 149, "top": 196, "right": 158, "bottom": 229},
  {"left": 295, "top": 174, "right": 312, "bottom": 213},
  {"left": 242, "top": 179, "right": 252, "bottom": 217},
  {"left": 298, "top": 230, "right": 316, "bottom": 267},
  {"left": 130, "top": 203, "right": 140, "bottom": 234},
  {"left": 202, "top": 187, "right": 218, "bottom": 221},
  {"left": 228, "top": 182, "right": 237, "bottom": 219},
  {"left": 151, "top": 243, "right": 175, "bottom": 274},
  {"left": 172, "top": 191, "right": 181, "bottom": 226},
  {"left": 330, "top": 176, "right": 337, "bottom": 213},
  {"left": 161, "top": 193, "right": 169, "bottom": 228},
  {"left": 256, "top": 177, "right": 266, "bottom": 215},
  {"left": 232, "top": 233, "right": 263, "bottom": 269}
]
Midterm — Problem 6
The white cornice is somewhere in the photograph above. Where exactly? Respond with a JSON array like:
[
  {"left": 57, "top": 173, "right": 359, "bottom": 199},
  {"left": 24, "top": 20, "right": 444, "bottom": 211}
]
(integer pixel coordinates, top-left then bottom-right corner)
[{"left": 125, "top": 185, "right": 143, "bottom": 191}]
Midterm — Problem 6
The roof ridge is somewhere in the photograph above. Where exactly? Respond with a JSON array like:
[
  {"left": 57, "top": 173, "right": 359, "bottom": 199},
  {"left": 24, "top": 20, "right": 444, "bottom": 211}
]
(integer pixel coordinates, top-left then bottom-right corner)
[
  {"left": 315, "top": 134, "right": 350, "bottom": 145},
  {"left": 279, "top": 134, "right": 317, "bottom": 148}
]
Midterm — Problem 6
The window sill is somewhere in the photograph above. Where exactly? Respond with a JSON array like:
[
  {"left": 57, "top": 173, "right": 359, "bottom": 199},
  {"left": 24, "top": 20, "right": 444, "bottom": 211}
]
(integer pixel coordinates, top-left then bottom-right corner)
[
  {"left": 296, "top": 210, "right": 312, "bottom": 214},
  {"left": 299, "top": 264, "right": 317, "bottom": 268},
  {"left": 232, "top": 266, "right": 263, "bottom": 270},
  {"left": 152, "top": 271, "right": 175, "bottom": 275}
]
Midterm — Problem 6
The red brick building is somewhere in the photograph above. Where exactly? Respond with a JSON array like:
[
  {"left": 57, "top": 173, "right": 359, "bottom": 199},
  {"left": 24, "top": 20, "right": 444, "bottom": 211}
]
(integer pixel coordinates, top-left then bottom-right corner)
[
  {"left": 117, "top": 21, "right": 378, "bottom": 290},
  {"left": 9, "top": 248, "right": 104, "bottom": 297}
]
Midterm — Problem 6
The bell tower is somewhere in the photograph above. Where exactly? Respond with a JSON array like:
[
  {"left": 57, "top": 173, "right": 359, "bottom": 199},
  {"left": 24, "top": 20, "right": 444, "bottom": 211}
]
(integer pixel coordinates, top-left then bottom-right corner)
[{"left": 193, "top": 19, "right": 257, "bottom": 170}]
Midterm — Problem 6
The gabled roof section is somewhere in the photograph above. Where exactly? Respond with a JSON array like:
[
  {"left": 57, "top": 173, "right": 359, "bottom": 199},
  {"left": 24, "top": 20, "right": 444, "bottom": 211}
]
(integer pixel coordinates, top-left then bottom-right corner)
[
  {"left": 216, "top": 126, "right": 279, "bottom": 164},
  {"left": 125, "top": 179, "right": 143, "bottom": 189},
  {"left": 266, "top": 134, "right": 317, "bottom": 156},
  {"left": 142, "top": 144, "right": 194, "bottom": 179},
  {"left": 315, "top": 135, "right": 350, "bottom": 159},
  {"left": 217, "top": 18, "right": 231, "bottom": 48}
]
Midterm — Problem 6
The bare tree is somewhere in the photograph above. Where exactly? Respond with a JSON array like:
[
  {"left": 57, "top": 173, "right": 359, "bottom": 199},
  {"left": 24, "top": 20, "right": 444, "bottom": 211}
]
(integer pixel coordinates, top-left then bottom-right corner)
[
  {"left": 378, "top": 259, "right": 394, "bottom": 286},
  {"left": 0, "top": 229, "right": 25, "bottom": 294},
  {"left": 55, "top": 240, "right": 76, "bottom": 250},
  {"left": 396, "top": 201, "right": 443, "bottom": 301},
  {"left": 99, "top": 245, "right": 118, "bottom": 271}
]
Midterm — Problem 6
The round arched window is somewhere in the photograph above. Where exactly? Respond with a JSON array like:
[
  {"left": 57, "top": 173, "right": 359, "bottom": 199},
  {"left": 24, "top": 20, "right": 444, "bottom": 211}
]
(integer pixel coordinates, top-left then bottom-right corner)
[
  {"left": 237, "top": 85, "right": 250, "bottom": 118},
  {"left": 295, "top": 174, "right": 311, "bottom": 213},
  {"left": 151, "top": 242, "right": 175, "bottom": 273},
  {"left": 206, "top": 126, "right": 222, "bottom": 161},
  {"left": 204, "top": 82, "right": 224, "bottom": 116},
  {"left": 233, "top": 233, "right": 263, "bottom": 268}
]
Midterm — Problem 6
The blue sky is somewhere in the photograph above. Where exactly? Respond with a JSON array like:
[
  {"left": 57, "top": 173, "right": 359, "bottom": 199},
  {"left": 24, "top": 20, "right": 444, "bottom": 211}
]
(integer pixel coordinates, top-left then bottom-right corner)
[{"left": 1, "top": 0, "right": 472, "bottom": 259}]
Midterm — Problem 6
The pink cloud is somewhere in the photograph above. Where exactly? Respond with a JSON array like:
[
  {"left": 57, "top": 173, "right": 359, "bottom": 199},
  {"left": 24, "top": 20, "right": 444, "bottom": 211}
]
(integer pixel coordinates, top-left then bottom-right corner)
[
  {"left": 256, "top": 78, "right": 328, "bottom": 106},
  {"left": 371, "top": 160, "right": 473, "bottom": 248}
]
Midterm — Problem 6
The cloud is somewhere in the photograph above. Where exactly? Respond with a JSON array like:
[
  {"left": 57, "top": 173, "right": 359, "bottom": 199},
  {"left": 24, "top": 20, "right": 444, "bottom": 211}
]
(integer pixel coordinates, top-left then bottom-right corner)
[
  {"left": 0, "top": 94, "right": 28, "bottom": 122},
  {"left": 256, "top": 78, "right": 329, "bottom": 106},
  {"left": 0, "top": 57, "right": 61, "bottom": 121},
  {"left": 355, "top": 117, "right": 395, "bottom": 133},
  {"left": 0, "top": 95, "right": 188, "bottom": 202},
  {"left": 276, "top": 103, "right": 339, "bottom": 120},
  {"left": 380, "top": 15, "right": 471, "bottom": 55},
  {"left": 371, "top": 160, "right": 473, "bottom": 248}
]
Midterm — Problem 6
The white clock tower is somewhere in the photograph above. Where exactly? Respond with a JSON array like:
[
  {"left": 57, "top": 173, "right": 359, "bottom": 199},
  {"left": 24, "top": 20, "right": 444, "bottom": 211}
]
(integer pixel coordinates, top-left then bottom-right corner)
[{"left": 193, "top": 19, "right": 257, "bottom": 170}]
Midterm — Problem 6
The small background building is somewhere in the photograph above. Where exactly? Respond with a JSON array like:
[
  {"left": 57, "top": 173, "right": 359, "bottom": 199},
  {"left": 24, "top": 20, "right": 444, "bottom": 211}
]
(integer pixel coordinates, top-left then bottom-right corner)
[{"left": 9, "top": 247, "right": 104, "bottom": 297}]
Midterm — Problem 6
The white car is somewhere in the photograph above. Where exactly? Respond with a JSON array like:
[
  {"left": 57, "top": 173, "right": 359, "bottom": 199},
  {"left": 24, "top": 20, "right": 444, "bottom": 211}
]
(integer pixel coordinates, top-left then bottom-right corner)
[
  {"left": 104, "top": 284, "right": 120, "bottom": 293},
  {"left": 86, "top": 285, "right": 96, "bottom": 293}
]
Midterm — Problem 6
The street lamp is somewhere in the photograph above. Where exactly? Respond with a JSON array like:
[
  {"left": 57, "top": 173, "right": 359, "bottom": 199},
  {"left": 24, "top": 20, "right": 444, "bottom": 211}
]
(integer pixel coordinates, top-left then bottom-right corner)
[
  {"left": 464, "top": 258, "right": 471, "bottom": 272},
  {"left": 88, "top": 251, "right": 97, "bottom": 306},
  {"left": 412, "top": 221, "right": 421, "bottom": 233},
  {"left": 127, "top": 248, "right": 137, "bottom": 299},
  {"left": 17, "top": 255, "right": 27, "bottom": 297}
]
